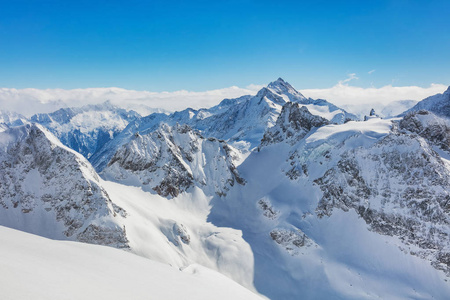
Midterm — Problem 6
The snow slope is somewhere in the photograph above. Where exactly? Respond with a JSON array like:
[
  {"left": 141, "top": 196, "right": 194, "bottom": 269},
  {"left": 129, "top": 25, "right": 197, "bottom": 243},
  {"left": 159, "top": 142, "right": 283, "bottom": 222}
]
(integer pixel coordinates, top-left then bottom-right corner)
[
  {"left": 208, "top": 111, "right": 450, "bottom": 299},
  {"left": 101, "top": 180, "right": 256, "bottom": 291},
  {"left": 0, "top": 226, "right": 265, "bottom": 300}
]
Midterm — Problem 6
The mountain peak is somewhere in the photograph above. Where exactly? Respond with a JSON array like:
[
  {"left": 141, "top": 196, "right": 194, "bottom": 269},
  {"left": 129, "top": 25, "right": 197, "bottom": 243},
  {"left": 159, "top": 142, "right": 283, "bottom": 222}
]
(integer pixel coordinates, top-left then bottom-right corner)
[
  {"left": 267, "top": 78, "right": 306, "bottom": 101},
  {"left": 268, "top": 77, "right": 291, "bottom": 90}
]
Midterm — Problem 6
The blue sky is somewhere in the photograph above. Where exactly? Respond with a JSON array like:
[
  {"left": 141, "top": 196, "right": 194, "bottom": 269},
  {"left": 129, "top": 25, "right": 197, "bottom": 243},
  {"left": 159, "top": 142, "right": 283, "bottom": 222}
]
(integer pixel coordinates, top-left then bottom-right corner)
[{"left": 1, "top": 0, "right": 449, "bottom": 91}]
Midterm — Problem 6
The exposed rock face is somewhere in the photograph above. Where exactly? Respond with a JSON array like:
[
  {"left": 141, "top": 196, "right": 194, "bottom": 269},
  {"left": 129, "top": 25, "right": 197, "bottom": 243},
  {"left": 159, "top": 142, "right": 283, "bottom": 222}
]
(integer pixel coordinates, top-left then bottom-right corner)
[
  {"left": 270, "top": 228, "right": 315, "bottom": 255},
  {"left": 102, "top": 123, "right": 245, "bottom": 197},
  {"left": 0, "top": 124, "right": 128, "bottom": 248},
  {"left": 399, "top": 110, "right": 450, "bottom": 151},
  {"left": 261, "top": 102, "right": 329, "bottom": 147},
  {"left": 258, "top": 198, "right": 279, "bottom": 220},
  {"left": 314, "top": 131, "right": 450, "bottom": 273},
  {"left": 173, "top": 223, "right": 191, "bottom": 245},
  {"left": 364, "top": 108, "right": 380, "bottom": 121}
]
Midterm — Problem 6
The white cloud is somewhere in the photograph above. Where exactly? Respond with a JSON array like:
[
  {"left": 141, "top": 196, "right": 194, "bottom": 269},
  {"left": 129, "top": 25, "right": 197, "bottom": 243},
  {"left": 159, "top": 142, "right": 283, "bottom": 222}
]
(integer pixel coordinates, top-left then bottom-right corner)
[
  {"left": 338, "top": 73, "right": 359, "bottom": 85},
  {"left": 0, "top": 86, "right": 259, "bottom": 117},
  {"left": 300, "top": 83, "right": 447, "bottom": 106},
  {"left": 301, "top": 83, "right": 448, "bottom": 117},
  {"left": 245, "top": 84, "right": 265, "bottom": 91},
  {"left": 0, "top": 81, "right": 447, "bottom": 119},
  {"left": 368, "top": 69, "right": 376, "bottom": 74}
]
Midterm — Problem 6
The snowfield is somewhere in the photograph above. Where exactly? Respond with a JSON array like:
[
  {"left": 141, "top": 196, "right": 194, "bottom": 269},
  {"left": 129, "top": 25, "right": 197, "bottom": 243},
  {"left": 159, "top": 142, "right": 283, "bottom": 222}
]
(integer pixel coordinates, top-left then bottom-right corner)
[
  {"left": 101, "top": 179, "right": 257, "bottom": 291},
  {"left": 0, "top": 226, "right": 266, "bottom": 300}
]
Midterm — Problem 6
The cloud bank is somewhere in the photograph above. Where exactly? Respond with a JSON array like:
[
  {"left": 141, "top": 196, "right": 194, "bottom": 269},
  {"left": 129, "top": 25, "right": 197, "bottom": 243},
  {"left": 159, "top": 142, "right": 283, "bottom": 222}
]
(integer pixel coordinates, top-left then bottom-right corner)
[
  {"left": 300, "top": 83, "right": 447, "bottom": 106},
  {"left": 0, "top": 86, "right": 261, "bottom": 117},
  {"left": 0, "top": 82, "right": 448, "bottom": 117}
]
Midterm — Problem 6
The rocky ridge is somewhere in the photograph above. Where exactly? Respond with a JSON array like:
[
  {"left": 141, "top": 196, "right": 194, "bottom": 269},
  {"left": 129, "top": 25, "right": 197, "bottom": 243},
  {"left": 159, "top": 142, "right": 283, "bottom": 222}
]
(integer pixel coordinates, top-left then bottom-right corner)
[
  {"left": 101, "top": 123, "right": 245, "bottom": 197},
  {"left": 0, "top": 123, "right": 128, "bottom": 247},
  {"left": 260, "top": 102, "right": 330, "bottom": 147}
]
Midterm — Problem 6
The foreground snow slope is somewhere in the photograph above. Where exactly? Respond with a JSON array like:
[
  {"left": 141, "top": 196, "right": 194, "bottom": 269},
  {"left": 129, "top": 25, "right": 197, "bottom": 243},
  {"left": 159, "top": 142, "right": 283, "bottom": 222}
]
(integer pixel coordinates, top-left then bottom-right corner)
[
  {"left": 100, "top": 179, "right": 256, "bottom": 291},
  {"left": 0, "top": 226, "right": 265, "bottom": 300}
]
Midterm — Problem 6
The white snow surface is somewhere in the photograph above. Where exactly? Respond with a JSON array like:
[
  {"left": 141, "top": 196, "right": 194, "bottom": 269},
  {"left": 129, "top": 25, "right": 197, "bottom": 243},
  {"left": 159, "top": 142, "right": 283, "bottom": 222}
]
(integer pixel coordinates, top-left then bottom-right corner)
[
  {"left": 0, "top": 226, "right": 265, "bottom": 300},
  {"left": 0, "top": 110, "right": 28, "bottom": 126},
  {"left": 101, "top": 180, "right": 256, "bottom": 291}
]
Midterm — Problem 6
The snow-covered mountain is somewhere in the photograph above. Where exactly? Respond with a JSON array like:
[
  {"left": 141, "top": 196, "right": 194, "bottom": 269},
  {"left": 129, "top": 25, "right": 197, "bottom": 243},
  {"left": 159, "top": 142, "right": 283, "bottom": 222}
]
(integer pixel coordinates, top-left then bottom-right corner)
[
  {"left": 403, "top": 86, "right": 450, "bottom": 118},
  {"left": 0, "top": 124, "right": 128, "bottom": 247},
  {"left": 0, "top": 110, "right": 28, "bottom": 126},
  {"left": 90, "top": 78, "right": 356, "bottom": 171},
  {"left": 207, "top": 105, "right": 450, "bottom": 299},
  {"left": 260, "top": 102, "right": 330, "bottom": 147},
  {"left": 380, "top": 99, "right": 418, "bottom": 118},
  {"left": 0, "top": 123, "right": 257, "bottom": 291},
  {"left": 3, "top": 78, "right": 450, "bottom": 300},
  {"left": 30, "top": 101, "right": 141, "bottom": 159},
  {"left": 171, "top": 78, "right": 357, "bottom": 146},
  {"left": 0, "top": 123, "right": 9, "bottom": 132},
  {"left": 102, "top": 123, "right": 244, "bottom": 197}
]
